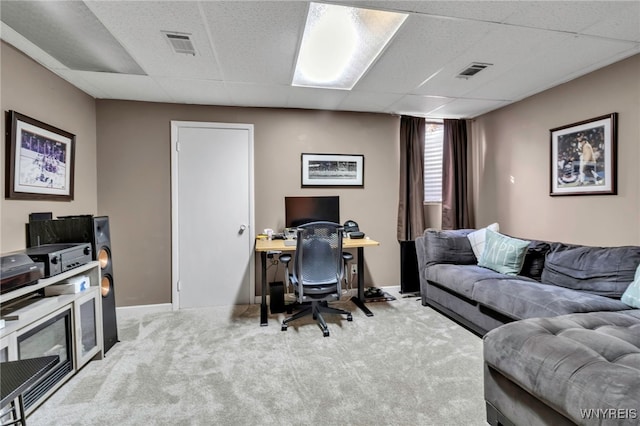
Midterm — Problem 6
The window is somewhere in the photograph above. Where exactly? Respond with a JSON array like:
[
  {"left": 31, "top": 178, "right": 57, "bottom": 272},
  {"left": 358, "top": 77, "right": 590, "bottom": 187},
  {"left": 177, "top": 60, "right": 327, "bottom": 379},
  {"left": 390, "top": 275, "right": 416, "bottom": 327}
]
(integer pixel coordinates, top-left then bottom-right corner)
[{"left": 424, "top": 121, "right": 444, "bottom": 203}]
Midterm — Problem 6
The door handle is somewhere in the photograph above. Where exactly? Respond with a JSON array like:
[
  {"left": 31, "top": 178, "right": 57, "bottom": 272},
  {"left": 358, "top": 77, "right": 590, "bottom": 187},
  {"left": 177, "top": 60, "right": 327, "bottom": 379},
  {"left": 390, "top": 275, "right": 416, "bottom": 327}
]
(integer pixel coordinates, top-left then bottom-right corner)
[{"left": 239, "top": 224, "right": 247, "bottom": 234}]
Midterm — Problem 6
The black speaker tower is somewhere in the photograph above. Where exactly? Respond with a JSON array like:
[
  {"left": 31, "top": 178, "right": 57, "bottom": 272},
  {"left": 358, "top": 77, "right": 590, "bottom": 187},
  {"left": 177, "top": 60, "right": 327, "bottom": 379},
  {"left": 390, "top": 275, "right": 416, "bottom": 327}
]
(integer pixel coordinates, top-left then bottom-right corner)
[
  {"left": 28, "top": 215, "right": 119, "bottom": 353},
  {"left": 399, "top": 240, "right": 420, "bottom": 294}
]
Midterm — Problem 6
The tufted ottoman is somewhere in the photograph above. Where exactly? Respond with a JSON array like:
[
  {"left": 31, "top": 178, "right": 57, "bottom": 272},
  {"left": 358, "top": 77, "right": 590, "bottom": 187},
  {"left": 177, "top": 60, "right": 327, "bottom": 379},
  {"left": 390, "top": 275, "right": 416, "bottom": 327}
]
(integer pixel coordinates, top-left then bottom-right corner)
[{"left": 483, "top": 310, "right": 640, "bottom": 426}]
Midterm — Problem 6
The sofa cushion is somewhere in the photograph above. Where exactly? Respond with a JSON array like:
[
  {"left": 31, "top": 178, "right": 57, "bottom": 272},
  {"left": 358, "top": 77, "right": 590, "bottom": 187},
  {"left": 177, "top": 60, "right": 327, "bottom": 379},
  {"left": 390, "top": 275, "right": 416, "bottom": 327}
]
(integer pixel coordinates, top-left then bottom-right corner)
[
  {"left": 467, "top": 222, "right": 499, "bottom": 259},
  {"left": 472, "top": 278, "right": 632, "bottom": 320},
  {"left": 422, "top": 228, "right": 476, "bottom": 266},
  {"left": 425, "top": 264, "right": 534, "bottom": 300},
  {"left": 622, "top": 264, "right": 640, "bottom": 308},
  {"left": 483, "top": 311, "right": 640, "bottom": 424},
  {"left": 622, "top": 309, "right": 640, "bottom": 321},
  {"left": 541, "top": 243, "right": 640, "bottom": 298},
  {"left": 478, "top": 230, "right": 530, "bottom": 275}
]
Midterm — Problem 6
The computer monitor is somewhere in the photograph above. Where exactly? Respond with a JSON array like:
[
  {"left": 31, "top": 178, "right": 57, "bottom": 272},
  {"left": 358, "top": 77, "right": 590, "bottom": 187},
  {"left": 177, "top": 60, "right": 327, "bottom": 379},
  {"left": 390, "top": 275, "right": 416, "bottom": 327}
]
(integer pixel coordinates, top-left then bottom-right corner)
[{"left": 285, "top": 196, "right": 340, "bottom": 228}]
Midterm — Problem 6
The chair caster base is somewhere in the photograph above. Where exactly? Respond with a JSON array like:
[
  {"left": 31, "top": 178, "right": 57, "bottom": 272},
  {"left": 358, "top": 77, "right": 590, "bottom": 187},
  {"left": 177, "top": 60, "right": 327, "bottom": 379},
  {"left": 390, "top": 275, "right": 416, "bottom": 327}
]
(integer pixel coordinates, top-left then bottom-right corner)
[
  {"left": 281, "top": 324, "right": 288, "bottom": 331},
  {"left": 323, "top": 330, "right": 330, "bottom": 337},
  {"left": 347, "top": 314, "right": 353, "bottom": 321}
]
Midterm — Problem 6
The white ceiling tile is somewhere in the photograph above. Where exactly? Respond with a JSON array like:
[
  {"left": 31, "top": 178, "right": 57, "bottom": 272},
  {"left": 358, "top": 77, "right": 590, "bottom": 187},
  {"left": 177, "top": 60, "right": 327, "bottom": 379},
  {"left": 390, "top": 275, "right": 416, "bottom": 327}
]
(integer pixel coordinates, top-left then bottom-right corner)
[
  {"left": 85, "top": 1, "right": 223, "bottom": 80},
  {"left": 336, "top": 1, "right": 523, "bottom": 22},
  {"left": 356, "top": 14, "right": 494, "bottom": 93},
  {"left": 467, "top": 36, "right": 639, "bottom": 101},
  {"left": 155, "top": 78, "right": 230, "bottom": 106},
  {"left": 2, "top": 1, "right": 144, "bottom": 74},
  {"left": 388, "top": 95, "right": 453, "bottom": 117},
  {"left": 225, "top": 83, "right": 290, "bottom": 108},
  {"left": 287, "top": 87, "right": 350, "bottom": 111},
  {"left": 504, "top": 2, "right": 614, "bottom": 33},
  {"left": 338, "top": 90, "right": 405, "bottom": 113},
  {"left": 54, "top": 69, "right": 108, "bottom": 98},
  {"left": 199, "top": 1, "right": 307, "bottom": 85},
  {"left": 433, "top": 99, "right": 512, "bottom": 119},
  {"left": 73, "top": 71, "right": 172, "bottom": 102},
  {"left": 2, "top": 1, "right": 639, "bottom": 119},
  {"left": 581, "top": 2, "right": 640, "bottom": 42},
  {"left": 414, "top": 24, "right": 571, "bottom": 99},
  {"left": 1, "top": 22, "right": 69, "bottom": 71}
]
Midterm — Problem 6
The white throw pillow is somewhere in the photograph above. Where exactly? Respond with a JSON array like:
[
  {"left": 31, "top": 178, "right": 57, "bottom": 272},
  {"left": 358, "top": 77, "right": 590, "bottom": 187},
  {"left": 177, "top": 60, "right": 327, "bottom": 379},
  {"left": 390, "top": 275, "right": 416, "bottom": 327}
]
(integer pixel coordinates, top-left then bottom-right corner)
[
  {"left": 621, "top": 264, "right": 640, "bottom": 308},
  {"left": 467, "top": 222, "right": 499, "bottom": 260}
]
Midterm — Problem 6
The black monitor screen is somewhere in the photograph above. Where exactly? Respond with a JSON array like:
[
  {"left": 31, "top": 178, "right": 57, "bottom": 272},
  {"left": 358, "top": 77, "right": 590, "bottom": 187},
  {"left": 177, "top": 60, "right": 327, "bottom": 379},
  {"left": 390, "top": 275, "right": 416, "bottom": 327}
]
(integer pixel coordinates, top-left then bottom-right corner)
[{"left": 285, "top": 196, "right": 340, "bottom": 227}]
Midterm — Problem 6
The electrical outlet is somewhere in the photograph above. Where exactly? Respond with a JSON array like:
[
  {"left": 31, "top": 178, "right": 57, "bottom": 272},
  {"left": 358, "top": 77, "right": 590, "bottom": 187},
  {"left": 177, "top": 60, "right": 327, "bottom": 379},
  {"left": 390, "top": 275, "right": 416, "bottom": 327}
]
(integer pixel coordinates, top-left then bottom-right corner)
[{"left": 350, "top": 264, "right": 357, "bottom": 275}]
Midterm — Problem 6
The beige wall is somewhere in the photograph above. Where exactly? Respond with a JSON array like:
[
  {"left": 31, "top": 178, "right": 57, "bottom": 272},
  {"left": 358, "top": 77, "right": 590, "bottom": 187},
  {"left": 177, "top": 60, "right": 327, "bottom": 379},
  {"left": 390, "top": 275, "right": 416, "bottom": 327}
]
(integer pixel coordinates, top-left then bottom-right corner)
[
  {"left": 4, "top": 39, "right": 639, "bottom": 308},
  {"left": 96, "top": 101, "right": 401, "bottom": 306},
  {"left": 0, "top": 43, "right": 97, "bottom": 253},
  {"left": 471, "top": 54, "right": 640, "bottom": 246}
]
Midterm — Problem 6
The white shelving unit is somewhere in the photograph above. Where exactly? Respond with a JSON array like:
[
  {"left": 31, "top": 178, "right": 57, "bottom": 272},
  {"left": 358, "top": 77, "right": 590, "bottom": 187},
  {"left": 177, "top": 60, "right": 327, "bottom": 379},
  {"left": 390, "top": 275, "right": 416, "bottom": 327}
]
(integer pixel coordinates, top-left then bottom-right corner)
[
  {"left": 0, "top": 261, "right": 104, "bottom": 415},
  {"left": 0, "top": 261, "right": 101, "bottom": 305}
]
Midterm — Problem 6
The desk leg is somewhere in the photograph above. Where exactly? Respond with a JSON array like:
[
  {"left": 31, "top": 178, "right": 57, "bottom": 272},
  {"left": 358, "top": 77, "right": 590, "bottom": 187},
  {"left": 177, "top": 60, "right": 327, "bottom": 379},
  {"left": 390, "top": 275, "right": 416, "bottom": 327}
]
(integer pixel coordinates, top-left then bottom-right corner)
[
  {"left": 350, "top": 246, "right": 373, "bottom": 317},
  {"left": 260, "top": 251, "right": 268, "bottom": 326}
]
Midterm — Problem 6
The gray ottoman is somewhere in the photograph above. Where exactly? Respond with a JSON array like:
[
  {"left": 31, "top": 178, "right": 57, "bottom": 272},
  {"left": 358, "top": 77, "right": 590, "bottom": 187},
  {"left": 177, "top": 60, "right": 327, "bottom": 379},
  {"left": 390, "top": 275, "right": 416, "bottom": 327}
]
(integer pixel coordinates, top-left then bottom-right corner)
[{"left": 483, "top": 310, "right": 640, "bottom": 425}]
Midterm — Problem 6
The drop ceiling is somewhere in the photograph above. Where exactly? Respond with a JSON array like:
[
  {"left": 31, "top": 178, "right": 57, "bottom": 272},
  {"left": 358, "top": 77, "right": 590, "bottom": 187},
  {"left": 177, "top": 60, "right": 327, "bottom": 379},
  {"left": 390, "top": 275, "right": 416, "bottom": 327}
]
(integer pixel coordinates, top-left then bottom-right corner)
[{"left": 1, "top": 1, "right": 639, "bottom": 119}]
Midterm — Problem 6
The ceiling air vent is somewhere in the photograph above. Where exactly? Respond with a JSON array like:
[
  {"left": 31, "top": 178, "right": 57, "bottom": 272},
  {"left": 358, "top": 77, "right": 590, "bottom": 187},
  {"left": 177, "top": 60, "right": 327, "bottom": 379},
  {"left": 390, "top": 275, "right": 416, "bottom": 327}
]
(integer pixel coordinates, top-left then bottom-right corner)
[
  {"left": 162, "top": 31, "right": 196, "bottom": 56},
  {"left": 456, "top": 62, "right": 492, "bottom": 79}
]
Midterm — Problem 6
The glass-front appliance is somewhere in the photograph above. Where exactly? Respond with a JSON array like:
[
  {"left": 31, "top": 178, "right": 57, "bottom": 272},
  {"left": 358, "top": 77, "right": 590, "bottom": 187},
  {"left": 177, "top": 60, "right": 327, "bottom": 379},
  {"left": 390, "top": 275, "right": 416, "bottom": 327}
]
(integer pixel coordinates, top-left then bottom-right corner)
[{"left": 16, "top": 307, "right": 73, "bottom": 411}]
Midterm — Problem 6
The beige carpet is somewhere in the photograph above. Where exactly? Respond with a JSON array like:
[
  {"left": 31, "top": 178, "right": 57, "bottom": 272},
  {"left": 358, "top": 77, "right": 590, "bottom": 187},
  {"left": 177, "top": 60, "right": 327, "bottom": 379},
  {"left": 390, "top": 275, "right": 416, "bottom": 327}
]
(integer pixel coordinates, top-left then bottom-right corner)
[{"left": 27, "top": 287, "right": 486, "bottom": 425}]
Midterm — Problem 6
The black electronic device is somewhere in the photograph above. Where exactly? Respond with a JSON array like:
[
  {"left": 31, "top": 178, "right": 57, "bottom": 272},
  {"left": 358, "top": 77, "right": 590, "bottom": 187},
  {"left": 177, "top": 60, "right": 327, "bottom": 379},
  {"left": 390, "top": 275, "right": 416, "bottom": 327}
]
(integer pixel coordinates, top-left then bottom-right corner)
[
  {"left": 29, "top": 212, "right": 52, "bottom": 222},
  {"left": 25, "top": 243, "right": 92, "bottom": 278},
  {"left": 0, "top": 253, "right": 44, "bottom": 294},
  {"left": 26, "top": 215, "right": 119, "bottom": 353},
  {"left": 285, "top": 196, "right": 340, "bottom": 227},
  {"left": 343, "top": 220, "right": 365, "bottom": 239}
]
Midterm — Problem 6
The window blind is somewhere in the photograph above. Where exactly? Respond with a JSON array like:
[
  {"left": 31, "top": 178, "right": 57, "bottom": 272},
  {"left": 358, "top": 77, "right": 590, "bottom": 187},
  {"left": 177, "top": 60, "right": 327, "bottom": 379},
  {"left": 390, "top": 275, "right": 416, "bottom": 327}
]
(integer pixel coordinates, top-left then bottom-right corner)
[{"left": 424, "top": 122, "right": 444, "bottom": 203}]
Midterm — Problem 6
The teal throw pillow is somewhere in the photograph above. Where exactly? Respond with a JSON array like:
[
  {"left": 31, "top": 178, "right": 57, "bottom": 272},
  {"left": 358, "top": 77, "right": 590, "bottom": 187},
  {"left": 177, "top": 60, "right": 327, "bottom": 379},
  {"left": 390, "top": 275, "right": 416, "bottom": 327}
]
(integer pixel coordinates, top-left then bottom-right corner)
[
  {"left": 478, "top": 229, "right": 531, "bottom": 275},
  {"left": 621, "top": 264, "right": 640, "bottom": 308}
]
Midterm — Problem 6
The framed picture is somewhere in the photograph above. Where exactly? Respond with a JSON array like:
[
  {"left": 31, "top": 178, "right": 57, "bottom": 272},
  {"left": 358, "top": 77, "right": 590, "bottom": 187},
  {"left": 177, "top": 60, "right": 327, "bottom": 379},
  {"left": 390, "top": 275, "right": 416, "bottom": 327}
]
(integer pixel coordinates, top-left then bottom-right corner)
[
  {"left": 301, "top": 153, "right": 364, "bottom": 187},
  {"left": 550, "top": 113, "right": 617, "bottom": 196},
  {"left": 5, "top": 111, "right": 75, "bottom": 201}
]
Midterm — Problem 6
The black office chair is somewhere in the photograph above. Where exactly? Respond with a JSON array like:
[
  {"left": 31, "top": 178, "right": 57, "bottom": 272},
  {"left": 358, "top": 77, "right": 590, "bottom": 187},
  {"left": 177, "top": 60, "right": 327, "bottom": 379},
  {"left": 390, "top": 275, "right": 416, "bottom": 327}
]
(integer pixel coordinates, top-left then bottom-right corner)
[
  {"left": 281, "top": 222, "right": 352, "bottom": 337},
  {"left": 280, "top": 253, "right": 353, "bottom": 298}
]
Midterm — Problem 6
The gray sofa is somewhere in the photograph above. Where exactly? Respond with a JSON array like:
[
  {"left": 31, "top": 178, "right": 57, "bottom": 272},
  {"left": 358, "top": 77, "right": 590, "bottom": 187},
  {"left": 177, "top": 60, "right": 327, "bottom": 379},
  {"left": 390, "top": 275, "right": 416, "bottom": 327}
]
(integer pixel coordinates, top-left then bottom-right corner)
[
  {"left": 484, "top": 310, "right": 640, "bottom": 426},
  {"left": 415, "top": 228, "right": 640, "bottom": 425}
]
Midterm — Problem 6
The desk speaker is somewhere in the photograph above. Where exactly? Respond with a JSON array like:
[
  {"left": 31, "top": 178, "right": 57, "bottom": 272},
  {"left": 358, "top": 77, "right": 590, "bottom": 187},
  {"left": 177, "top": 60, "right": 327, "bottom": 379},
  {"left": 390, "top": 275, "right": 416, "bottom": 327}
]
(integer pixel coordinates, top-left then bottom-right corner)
[
  {"left": 28, "top": 215, "right": 119, "bottom": 353},
  {"left": 269, "top": 281, "right": 285, "bottom": 314}
]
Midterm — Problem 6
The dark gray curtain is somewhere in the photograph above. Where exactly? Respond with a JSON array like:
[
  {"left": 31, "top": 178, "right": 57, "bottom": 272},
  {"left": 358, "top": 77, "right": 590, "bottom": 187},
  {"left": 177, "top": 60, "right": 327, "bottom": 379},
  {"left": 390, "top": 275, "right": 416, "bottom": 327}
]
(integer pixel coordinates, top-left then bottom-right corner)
[
  {"left": 442, "top": 119, "right": 472, "bottom": 230},
  {"left": 397, "top": 116, "right": 425, "bottom": 241}
]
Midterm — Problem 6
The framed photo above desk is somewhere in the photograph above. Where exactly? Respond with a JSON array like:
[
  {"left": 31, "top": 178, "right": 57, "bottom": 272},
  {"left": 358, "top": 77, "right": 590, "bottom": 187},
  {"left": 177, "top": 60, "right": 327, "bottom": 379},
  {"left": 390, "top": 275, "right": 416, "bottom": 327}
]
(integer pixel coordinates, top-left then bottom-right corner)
[{"left": 301, "top": 153, "right": 364, "bottom": 187}]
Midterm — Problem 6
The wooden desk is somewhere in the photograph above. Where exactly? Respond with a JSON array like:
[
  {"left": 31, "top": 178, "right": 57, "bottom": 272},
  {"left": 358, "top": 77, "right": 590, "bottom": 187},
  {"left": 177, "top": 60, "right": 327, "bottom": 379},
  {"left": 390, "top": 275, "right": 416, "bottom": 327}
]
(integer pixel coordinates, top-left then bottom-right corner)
[{"left": 255, "top": 237, "right": 380, "bottom": 326}]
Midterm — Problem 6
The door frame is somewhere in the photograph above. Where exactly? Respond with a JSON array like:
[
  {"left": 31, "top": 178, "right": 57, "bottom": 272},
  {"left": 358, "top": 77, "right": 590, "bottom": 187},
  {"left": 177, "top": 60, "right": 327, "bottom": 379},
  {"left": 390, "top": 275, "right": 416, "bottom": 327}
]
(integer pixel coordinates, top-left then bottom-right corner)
[{"left": 170, "top": 120, "right": 255, "bottom": 311}]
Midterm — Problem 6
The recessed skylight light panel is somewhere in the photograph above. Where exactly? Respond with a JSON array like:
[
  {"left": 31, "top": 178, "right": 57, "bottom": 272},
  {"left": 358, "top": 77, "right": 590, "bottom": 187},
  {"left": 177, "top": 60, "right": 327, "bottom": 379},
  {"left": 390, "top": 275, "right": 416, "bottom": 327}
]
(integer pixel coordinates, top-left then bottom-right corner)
[{"left": 293, "top": 3, "right": 407, "bottom": 90}]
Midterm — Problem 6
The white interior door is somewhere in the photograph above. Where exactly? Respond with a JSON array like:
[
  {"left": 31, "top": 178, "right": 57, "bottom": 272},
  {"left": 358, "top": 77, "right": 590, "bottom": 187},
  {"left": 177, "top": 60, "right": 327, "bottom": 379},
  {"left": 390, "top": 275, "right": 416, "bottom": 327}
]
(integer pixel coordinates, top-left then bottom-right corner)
[{"left": 171, "top": 121, "right": 254, "bottom": 309}]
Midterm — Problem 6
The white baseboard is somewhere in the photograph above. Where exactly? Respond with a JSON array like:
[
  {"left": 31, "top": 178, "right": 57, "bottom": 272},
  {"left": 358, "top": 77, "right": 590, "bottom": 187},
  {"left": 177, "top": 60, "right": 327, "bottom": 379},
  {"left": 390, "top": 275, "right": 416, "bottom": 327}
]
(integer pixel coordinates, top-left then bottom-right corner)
[
  {"left": 252, "top": 286, "right": 401, "bottom": 305},
  {"left": 116, "top": 287, "right": 401, "bottom": 314},
  {"left": 253, "top": 295, "right": 280, "bottom": 304},
  {"left": 116, "top": 303, "right": 172, "bottom": 320}
]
